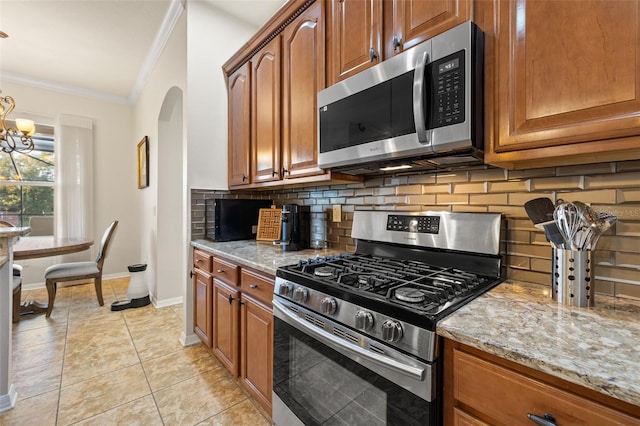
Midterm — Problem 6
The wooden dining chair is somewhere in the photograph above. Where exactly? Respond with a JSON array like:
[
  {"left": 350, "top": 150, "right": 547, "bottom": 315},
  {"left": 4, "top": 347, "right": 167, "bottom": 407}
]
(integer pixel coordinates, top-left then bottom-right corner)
[
  {"left": 0, "top": 220, "right": 23, "bottom": 323},
  {"left": 44, "top": 220, "right": 118, "bottom": 317}
]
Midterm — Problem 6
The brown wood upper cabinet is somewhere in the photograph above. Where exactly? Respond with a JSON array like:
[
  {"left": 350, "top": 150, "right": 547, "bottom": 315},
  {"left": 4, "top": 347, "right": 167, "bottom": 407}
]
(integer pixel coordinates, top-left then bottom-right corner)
[
  {"left": 484, "top": 0, "right": 640, "bottom": 169},
  {"left": 227, "top": 1, "right": 329, "bottom": 189},
  {"left": 327, "top": 0, "right": 471, "bottom": 85},
  {"left": 227, "top": 62, "right": 251, "bottom": 187},
  {"left": 282, "top": 0, "right": 326, "bottom": 179},
  {"left": 251, "top": 37, "right": 282, "bottom": 184}
]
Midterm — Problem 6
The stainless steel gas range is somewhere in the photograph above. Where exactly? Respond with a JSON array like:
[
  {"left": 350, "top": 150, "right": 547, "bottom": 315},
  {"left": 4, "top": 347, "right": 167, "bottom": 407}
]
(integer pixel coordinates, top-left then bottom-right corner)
[{"left": 272, "top": 210, "right": 504, "bottom": 426}]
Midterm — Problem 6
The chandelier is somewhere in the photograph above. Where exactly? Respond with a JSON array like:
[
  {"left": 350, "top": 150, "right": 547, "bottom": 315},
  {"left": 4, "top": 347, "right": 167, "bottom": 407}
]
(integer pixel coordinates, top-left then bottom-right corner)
[{"left": 0, "top": 90, "right": 36, "bottom": 154}]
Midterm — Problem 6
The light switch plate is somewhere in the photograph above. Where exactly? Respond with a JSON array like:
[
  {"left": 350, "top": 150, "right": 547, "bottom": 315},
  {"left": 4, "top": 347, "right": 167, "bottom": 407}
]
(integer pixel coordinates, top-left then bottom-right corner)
[{"left": 333, "top": 204, "right": 341, "bottom": 222}]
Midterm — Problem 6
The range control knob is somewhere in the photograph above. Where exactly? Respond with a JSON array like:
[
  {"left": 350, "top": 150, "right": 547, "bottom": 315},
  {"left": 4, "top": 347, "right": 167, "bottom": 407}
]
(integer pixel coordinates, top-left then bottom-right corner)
[
  {"left": 292, "top": 287, "right": 309, "bottom": 303},
  {"left": 355, "top": 310, "right": 374, "bottom": 330},
  {"left": 381, "top": 320, "right": 403, "bottom": 342},
  {"left": 320, "top": 297, "right": 337, "bottom": 315},
  {"left": 278, "top": 282, "right": 293, "bottom": 298}
]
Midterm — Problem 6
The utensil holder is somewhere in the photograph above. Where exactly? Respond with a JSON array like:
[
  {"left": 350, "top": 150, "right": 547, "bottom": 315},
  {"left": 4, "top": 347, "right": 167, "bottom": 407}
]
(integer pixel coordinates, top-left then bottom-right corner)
[{"left": 552, "top": 249, "right": 594, "bottom": 307}]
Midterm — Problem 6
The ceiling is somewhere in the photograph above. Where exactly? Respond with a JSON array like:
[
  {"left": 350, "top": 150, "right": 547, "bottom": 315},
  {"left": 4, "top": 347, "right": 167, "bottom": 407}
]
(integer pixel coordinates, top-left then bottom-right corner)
[{"left": 0, "top": 0, "right": 285, "bottom": 104}]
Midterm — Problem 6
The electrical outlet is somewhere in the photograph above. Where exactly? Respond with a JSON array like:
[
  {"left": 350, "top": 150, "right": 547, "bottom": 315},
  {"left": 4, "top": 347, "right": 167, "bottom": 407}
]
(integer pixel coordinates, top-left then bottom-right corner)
[{"left": 333, "top": 204, "right": 341, "bottom": 222}]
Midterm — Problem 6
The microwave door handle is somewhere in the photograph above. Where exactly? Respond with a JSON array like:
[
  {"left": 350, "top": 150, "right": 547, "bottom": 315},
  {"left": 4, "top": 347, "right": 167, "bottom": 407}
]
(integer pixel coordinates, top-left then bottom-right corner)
[
  {"left": 413, "top": 51, "right": 429, "bottom": 144},
  {"left": 273, "top": 299, "right": 425, "bottom": 381}
]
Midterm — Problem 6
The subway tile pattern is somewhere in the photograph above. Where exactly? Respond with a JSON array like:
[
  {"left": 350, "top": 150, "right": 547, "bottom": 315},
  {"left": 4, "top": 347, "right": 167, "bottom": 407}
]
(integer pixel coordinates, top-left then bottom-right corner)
[{"left": 191, "top": 160, "right": 640, "bottom": 300}]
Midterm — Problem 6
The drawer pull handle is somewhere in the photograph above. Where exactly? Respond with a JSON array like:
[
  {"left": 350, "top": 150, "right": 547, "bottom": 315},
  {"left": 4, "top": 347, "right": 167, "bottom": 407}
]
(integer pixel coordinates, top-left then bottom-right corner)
[
  {"left": 249, "top": 284, "right": 259, "bottom": 289},
  {"left": 217, "top": 269, "right": 225, "bottom": 273},
  {"left": 527, "top": 413, "right": 557, "bottom": 426}
]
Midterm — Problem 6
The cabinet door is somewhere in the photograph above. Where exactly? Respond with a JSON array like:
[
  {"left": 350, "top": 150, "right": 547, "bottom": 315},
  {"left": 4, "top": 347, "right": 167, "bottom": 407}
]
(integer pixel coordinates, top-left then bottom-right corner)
[
  {"left": 443, "top": 340, "right": 640, "bottom": 425},
  {"left": 240, "top": 294, "right": 273, "bottom": 414},
  {"left": 391, "top": 0, "right": 471, "bottom": 54},
  {"left": 251, "top": 36, "right": 281, "bottom": 184},
  {"left": 193, "top": 268, "right": 212, "bottom": 348},
  {"left": 228, "top": 62, "right": 251, "bottom": 187},
  {"left": 327, "top": 0, "right": 382, "bottom": 84},
  {"left": 282, "top": 1, "right": 326, "bottom": 179},
  {"left": 486, "top": 0, "right": 640, "bottom": 169},
  {"left": 213, "top": 279, "right": 240, "bottom": 376}
]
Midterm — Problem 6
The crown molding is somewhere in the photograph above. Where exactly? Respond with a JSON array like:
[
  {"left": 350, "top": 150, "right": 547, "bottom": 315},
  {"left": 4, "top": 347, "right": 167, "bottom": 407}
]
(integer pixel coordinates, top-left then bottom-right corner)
[
  {"left": 128, "top": 0, "right": 185, "bottom": 104},
  {"left": 1, "top": 72, "right": 130, "bottom": 104},
  {"left": 1, "top": 0, "right": 185, "bottom": 106}
]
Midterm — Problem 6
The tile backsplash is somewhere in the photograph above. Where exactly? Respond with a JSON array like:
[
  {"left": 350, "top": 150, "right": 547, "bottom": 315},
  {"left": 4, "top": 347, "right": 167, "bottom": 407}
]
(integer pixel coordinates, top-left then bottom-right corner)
[{"left": 191, "top": 160, "right": 640, "bottom": 300}]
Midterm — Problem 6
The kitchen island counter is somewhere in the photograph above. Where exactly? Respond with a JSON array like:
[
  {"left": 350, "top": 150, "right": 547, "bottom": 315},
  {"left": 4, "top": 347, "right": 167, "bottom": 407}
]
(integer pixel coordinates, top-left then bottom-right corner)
[{"left": 437, "top": 280, "right": 640, "bottom": 408}]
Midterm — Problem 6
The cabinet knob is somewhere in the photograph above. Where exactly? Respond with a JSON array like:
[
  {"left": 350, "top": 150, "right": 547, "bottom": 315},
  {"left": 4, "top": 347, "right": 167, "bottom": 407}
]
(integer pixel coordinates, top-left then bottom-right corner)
[
  {"left": 272, "top": 169, "right": 278, "bottom": 177},
  {"left": 281, "top": 167, "right": 289, "bottom": 176},
  {"left": 369, "top": 47, "right": 378, "bottom": 62},
  {"left": 392, "top": 35, "right": 402, "bottom": 51},
  {"left": 217, "top": 269, "right": 225, "bottom": 274},
  {"left": 527, "top": 413, "right": 557, "bottom": 426},
  {"left": 189, "top": 270, "right": 194, "bottom": 278},
  {"left": 228, "top": 294, "right": 235, "bottom": 305},
  {"left": 249, "top": 284, "right": 259, "bottom": 289},
  {"left": 242, "top": 174, "right": 248, "bottom": 182}
]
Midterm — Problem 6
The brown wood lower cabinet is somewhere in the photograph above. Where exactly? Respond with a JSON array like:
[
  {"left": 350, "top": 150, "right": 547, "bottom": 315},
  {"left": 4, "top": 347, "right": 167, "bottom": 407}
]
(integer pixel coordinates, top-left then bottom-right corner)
[
  {"left": 191, "top": 249, "right": 274, "bottom": 419},
  {"left": 240, "top": 293, "right": 273, "bottom": 414},
  {"left": 192, "top": 249, "right": 213, "bottom": 348},
  {"left": 213, "top": 278, "right": 240, "bottom": 376},
  {"left": 444, "top": 339, "right": 640, "bottom": 425}
]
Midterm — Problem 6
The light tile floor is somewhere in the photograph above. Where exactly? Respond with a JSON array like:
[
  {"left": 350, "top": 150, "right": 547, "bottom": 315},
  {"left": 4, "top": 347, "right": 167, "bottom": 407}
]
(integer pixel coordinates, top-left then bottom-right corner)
[{"left": 1, "top": 278, "right": 271, "bottom": 426}]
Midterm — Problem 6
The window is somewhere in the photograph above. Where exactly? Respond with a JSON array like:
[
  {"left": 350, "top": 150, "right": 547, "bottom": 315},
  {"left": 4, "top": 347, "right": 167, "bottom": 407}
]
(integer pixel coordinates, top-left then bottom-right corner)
[{"left": 0, "top": 125, "right": 54, "bottom": 229}]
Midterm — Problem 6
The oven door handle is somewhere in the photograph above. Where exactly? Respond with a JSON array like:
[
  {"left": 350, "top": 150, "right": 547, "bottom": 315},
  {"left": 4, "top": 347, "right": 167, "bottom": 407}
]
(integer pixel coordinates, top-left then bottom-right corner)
[{"left": 273, "top": 299, "right": 426, "bottom": 381}]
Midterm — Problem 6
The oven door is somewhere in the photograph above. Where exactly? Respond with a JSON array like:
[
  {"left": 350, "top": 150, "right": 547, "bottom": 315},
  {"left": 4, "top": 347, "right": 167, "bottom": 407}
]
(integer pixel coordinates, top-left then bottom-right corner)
[{"left": 272, "top": 298, "right": 438, "bottom": 426}]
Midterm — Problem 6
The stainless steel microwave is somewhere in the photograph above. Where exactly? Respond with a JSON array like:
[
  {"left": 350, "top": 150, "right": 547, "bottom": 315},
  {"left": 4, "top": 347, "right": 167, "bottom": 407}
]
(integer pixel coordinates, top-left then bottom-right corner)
[{"left": 317, "top": 21, "right": 484, "bottom": 174}]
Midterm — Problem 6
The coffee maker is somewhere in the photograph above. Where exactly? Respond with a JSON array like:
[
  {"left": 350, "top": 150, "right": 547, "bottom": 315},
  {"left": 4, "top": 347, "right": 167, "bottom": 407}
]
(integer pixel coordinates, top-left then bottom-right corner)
[{"left": 273, "top": 204, "right": 310, "bottom": 251}]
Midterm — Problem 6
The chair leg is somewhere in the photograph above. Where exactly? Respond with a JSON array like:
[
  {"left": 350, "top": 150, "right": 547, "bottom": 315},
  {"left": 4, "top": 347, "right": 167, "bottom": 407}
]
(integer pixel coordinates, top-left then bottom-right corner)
[
  {"left": 45, "top": 280, "right": 57, "bottom": 318},
  {"left": 95, "top": 276, "right": 104, "bottom": 306},
  {"left": 12, "top": 283, "right": 21, "bottom": 324}
]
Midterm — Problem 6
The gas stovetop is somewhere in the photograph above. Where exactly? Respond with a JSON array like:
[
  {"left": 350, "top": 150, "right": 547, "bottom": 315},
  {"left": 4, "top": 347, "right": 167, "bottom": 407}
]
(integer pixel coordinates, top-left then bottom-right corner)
[
  {"left": 292, "top": 253, "right": 494, "bottom": 312},
  {"left": 276, "top": 251, "right": 502, "bottom": 331}
]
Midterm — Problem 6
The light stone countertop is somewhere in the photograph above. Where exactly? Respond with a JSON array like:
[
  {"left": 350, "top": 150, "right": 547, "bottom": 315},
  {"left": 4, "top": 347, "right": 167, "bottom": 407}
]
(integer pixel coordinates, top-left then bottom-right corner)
[
  {"left": 437, "top": 280, "right": 640, "bottom": 408},
  {"left": 191, "top": 239, "right": 640, "bottom": 408},
  {"left": 191, "top": 239, "right": 344, "bottom": 276}
]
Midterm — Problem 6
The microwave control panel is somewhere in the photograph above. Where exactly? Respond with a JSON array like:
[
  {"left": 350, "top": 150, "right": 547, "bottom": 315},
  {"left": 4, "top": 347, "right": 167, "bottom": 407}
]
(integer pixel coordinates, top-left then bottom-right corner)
[
  {"left": 386, "top": 215, "right": 440, "bottom": 234},
  {"left": 430, "top": 50, "right": 465, "bottom": 128}
]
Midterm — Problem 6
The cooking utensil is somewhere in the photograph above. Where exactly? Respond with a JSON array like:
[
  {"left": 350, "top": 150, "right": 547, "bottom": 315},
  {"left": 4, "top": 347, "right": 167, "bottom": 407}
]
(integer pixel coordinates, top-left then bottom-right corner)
[
  {"left": 524, "top": 197, "right": 555, "bottom": 224},
  {"left": 588, "top": 214, "right": 617, "bottom": 250},
  {"left": 574, "top": 201, "right": 603, "bottom": 230},
  {"left": 525, "top": 198, "right": 565, "bottom": 248},
  {"left": 553, "top": 202, "right": 583, "bottom": 250}
]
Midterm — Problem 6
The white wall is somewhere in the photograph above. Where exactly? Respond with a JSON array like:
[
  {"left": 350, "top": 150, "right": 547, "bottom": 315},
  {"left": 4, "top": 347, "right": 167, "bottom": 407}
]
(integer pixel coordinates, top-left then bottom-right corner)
[
  {"left": 133, "top": 13, "right": 187, "bottom": 306},
  {"left": 187, "top": 0, "right": 258, "bottom": 190},
  {"left": 0, "top": 79, "right": 139, "bottom": 285}
]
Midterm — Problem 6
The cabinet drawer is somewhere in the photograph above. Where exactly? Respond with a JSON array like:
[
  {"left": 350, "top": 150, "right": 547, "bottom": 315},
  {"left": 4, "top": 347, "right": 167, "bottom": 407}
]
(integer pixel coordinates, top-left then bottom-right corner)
[
  {"left": 193, "top": 249, "right": 213, "bottom": 272},
  {"left": 452, "top": 348, "right": 639, "bottom": 425},
  {"left": 241, "top": 269, "right": 274, "bottom": 305},
  {"left": 213, "top": 257, "right": 240, "bottom": 286}
]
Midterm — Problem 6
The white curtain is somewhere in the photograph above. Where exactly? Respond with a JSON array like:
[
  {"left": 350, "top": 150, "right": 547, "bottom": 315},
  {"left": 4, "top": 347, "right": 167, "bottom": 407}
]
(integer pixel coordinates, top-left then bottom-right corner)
[{"left": 54, "top": 114, "right": 93, "bottom": 240}]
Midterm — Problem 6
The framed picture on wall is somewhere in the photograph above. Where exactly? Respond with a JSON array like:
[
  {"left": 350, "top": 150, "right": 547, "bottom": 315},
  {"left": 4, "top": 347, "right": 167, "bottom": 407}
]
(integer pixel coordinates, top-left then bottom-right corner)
[{"left": 137, "top": 136, "right": 149, "bottom": 189}]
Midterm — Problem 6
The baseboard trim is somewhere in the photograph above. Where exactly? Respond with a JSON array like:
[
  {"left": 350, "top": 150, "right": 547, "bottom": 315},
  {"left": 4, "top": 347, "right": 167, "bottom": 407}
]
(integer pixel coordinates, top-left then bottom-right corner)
[
  {"left": 0, "top": 384, "right": 18, "bottom": 413},
  {"left": 180, "top": 332, "right": 202, "bottom": 347},
  {"left": 152, "top": 296, "right": 183, "bottom": 309}
]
